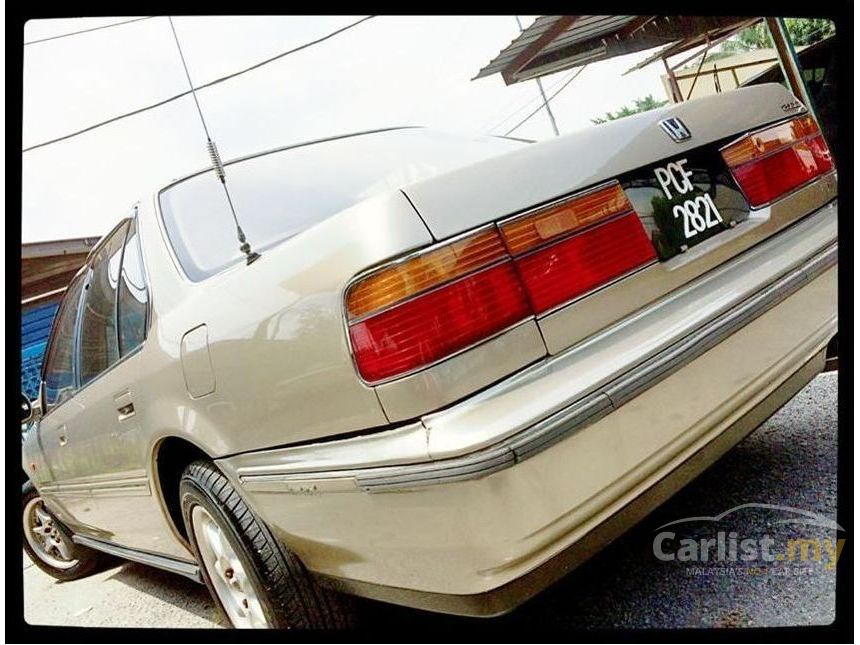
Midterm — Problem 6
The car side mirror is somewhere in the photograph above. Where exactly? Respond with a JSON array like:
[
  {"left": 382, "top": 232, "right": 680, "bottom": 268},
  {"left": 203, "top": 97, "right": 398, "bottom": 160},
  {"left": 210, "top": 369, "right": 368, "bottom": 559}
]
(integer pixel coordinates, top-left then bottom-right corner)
[
  {"left": 21, "top": 388, "right": 43, "bottom": 427},
  {"left": 21, "top": 393, "right": 34, "bottom": 425}
]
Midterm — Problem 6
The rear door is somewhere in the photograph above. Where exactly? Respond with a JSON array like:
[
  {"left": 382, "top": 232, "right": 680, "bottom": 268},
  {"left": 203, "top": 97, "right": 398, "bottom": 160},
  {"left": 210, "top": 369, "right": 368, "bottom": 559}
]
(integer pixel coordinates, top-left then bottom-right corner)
[
  {"left": 59, "top": 218, "right": 178, "bottom": 551},
  {"left": 36, "top": 221, "right": 130, "bottom": 531}
]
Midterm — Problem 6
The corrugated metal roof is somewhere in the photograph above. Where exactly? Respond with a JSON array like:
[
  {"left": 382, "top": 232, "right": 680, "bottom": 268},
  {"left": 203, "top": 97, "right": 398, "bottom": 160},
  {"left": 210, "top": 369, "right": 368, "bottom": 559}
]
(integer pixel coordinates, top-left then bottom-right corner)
[
  {"left": 475, "top": 15, "right": 758, "bottom": 85},
  {"left": 475, "top": 15, "right": 638, "bottom": 79},
  {"left": 623, "top": 17, "right": 762, "bottom": 73},
  {"left": 541, "top": 15, "right": 635, "bottom": 55}
]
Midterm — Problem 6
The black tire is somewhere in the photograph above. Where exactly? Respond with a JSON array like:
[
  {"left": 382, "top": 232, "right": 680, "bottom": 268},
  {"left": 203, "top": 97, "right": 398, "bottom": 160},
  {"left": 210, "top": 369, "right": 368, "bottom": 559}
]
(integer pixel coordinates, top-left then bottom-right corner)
[
  {"left": 179, "top": 460, "right": 355, "bottom": 629},
  {"left": 22, "top": 480, "right": 106, "bottom": 581}
]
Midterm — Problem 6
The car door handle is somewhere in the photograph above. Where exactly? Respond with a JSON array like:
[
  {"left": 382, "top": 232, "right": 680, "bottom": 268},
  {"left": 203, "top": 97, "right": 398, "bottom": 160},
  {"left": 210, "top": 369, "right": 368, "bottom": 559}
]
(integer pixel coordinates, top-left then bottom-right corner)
[
  {"left": 114, "top": 390, "right": 136, "bottom": 421},
  {"left": 117, "top": 403, "right": 135, "bottom": 420},
  {"left": 57, "top": 425, "right": 68, "bottom": 446}
]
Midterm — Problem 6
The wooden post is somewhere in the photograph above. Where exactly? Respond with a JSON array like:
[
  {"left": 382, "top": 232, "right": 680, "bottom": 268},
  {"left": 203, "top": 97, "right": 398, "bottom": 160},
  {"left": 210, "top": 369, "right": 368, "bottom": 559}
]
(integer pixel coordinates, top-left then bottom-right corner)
[{"left": 663, "top": 56, "right": 683, "bottom": 102}]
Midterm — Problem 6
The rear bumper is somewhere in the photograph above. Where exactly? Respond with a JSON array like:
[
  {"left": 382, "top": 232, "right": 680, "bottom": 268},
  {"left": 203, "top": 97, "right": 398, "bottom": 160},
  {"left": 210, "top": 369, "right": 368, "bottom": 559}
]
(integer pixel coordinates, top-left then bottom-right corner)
[{"left": 217, "top": 202, "right": 837, "bottom": 615}]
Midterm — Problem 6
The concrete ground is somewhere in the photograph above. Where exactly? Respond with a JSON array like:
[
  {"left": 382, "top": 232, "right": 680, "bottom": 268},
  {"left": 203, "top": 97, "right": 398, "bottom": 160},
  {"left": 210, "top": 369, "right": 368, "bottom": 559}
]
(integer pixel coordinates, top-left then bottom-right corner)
[{"left": 24, "top": 371, "right": 838, "bottom": 630}]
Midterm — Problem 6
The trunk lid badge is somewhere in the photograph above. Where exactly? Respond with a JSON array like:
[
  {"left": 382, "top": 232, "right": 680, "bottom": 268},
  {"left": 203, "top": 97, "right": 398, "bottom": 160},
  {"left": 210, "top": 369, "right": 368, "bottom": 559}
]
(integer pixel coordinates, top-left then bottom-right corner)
[{"left": 660, "top": 117, "right": 692, "bottom": 142}]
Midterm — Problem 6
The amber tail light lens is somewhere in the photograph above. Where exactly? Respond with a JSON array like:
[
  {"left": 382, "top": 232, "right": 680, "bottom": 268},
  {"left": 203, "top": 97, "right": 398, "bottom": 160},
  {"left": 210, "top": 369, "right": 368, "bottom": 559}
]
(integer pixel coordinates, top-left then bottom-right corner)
[
  {"left": 720, "top": 115, "right": 834, "bottom": 208},
  {"left": 499, "top": 182, "right": 633, "bottom": 256},
  {"left": 346, "top": 229, "right": 509, "bottom": 319},
  {"left": 346, "top": 230, "right": 530, "bottom": 382}
]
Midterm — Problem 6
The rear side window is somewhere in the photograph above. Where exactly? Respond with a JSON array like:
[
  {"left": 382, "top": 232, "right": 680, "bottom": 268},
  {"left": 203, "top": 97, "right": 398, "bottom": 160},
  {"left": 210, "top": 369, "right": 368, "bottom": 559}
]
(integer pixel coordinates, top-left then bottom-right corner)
[
  {"left": 117, "top": 219, "right": 149, "bottom": 356},
  {"left": 42, "top": 273, "right": 86, "bottom": 412},
  {"left": 159, "top": 129, "right": 524, "bottom": 281},
  {"left": 78, "top": 222, "right": 129, "bottom": 386}
]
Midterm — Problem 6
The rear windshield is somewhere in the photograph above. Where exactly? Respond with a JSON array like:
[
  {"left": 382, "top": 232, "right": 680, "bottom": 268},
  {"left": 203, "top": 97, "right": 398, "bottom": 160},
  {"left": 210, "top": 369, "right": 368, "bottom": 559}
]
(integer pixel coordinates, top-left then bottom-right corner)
[{"left": 159, "top": 128, "right": 525, "bottom": 281}]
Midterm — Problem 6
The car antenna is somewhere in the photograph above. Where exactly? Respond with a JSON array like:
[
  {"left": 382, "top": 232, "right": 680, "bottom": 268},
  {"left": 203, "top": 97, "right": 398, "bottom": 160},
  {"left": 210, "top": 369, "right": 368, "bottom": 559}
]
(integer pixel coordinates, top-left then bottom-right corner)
[{"left": 167, "top": 16, "right": 260, "bottom": 265}]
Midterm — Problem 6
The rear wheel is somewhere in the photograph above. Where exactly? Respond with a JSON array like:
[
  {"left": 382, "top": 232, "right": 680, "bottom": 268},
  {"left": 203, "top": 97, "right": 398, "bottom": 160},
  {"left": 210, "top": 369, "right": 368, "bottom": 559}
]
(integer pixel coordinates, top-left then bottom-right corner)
[
  {"left": 179, "top": 460, "right": 355, "bottom": 629},
  {"left": 22, "top": 481, "right": 105, "bottom": 580}
]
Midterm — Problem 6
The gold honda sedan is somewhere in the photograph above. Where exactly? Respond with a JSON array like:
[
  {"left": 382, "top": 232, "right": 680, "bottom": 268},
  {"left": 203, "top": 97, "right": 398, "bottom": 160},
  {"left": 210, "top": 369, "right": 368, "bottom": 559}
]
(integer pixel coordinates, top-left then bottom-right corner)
[{"left": 22, "top": 83, "right": 837, "bottom": 628}]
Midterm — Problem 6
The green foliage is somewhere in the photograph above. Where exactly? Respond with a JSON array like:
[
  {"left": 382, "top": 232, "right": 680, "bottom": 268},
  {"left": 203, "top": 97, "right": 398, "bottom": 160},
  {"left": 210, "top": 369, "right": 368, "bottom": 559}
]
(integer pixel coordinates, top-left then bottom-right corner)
[
  {"left": 720, "top": 18, "right": 835, "bottom": 53},
  {"left": 591, "top": 94, "right": 669, "bottom": 125}
]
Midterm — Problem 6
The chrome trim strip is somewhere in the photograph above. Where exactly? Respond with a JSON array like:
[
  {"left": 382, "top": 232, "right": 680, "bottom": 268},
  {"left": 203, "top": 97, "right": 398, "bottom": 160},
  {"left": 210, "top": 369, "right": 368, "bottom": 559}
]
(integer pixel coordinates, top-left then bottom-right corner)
[
  {"left": 240, "top": 241, "right": 836, "bottom": 493},
  {"left": 534, "top": 259, "right": 658, "bottom": 320},
  {"left": 72, "top": 535, "right": 202, "bottom": 582},
  {"left": 495, "top": 178, "right": 621, "bottom": 233},
  {"left": 506, "top": 393, "right": 614, "bottom": 462},
  {"left": 509, "top": 208, "right": 640, "bottom": 261},
  {"left": 41, "top": 482, "right": 149, "bottom": 492},
  {"left": 40, "top": 474, "right": 151, "bottom": 498},
  {"left": 161, "top": 127, "right": 421, "bottom": 192},
  {"left": 40, "top": 474, "right": 150, "bottom": 489},
  {"left": 718, "top": 111, "right": 809, "bottom": 153},
  {"left": 356, "top": 445, "right": 514, "bottom": 490},
  {"left": 88, "top": 486, "right": 151, "bottom": 498},
  {"left": 344, "top": 222, "right": 501, "bottom": 301}
]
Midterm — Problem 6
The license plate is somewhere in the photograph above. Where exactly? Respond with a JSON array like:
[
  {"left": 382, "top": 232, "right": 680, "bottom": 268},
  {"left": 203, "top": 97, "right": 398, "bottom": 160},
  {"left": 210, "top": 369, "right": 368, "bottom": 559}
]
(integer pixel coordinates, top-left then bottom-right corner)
[{"left": 619, "top": 149, "right": 751, "bottom": 261}]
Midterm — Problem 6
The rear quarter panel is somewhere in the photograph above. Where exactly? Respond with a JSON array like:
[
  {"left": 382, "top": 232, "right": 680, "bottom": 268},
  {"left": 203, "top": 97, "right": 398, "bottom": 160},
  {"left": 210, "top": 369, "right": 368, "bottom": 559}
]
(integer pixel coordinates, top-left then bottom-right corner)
[{"left": 139, "top": 190, "right": 433, "bottom": 456}]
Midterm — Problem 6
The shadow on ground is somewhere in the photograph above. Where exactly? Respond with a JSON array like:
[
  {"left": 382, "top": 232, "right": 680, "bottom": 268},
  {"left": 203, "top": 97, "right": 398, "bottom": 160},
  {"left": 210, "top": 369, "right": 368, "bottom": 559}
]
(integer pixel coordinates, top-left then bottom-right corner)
[{"left": 104, "top": 561, "right": 227, "bottom": 626}]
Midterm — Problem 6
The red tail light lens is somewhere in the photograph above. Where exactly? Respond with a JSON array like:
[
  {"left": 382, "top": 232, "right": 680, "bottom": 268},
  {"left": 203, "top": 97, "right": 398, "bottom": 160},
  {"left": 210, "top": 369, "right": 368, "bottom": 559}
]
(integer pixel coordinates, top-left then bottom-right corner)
[
  {"left": 721, "top": 115, "right": 834, "bottom": 208},
  {"left": 347, "top": 231, "right": 530, "bottom": 382},
  {"left": 500, "top": 181, "right": 656, "bottom": 314},
  {"left": 514, "top": 213, "right": 657, "bottom": 314}
]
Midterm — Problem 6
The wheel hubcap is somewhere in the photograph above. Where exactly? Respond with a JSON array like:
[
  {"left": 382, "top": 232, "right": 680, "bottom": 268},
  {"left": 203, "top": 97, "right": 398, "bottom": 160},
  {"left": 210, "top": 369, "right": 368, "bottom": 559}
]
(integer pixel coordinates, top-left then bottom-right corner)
[
  {"left": 191, "top": 505, "right": 269, "bottom": 628},
  {"left": 23, "top": 497, "right": 78, "bottom": 570}
]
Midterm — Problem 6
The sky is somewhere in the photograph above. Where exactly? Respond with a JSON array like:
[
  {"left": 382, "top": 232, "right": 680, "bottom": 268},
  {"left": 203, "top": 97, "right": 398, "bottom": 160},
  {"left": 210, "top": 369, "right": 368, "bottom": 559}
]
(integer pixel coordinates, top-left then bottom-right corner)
[{"left": 22, "top": 15, "right": 670, "bottom": 242}]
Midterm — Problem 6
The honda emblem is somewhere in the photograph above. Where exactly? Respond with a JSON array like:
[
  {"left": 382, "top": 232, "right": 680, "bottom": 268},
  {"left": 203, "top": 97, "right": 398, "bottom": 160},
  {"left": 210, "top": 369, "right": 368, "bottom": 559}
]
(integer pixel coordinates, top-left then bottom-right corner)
[{"left": 660, "top": 117, "right": 691, "bottom": 142}]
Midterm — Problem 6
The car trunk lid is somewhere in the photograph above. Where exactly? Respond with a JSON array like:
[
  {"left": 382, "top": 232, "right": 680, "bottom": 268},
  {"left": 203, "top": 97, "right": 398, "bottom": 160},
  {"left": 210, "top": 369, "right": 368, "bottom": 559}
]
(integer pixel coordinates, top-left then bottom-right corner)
[{"left": 401, "top": 83, "right": 836, "bottom": 356}]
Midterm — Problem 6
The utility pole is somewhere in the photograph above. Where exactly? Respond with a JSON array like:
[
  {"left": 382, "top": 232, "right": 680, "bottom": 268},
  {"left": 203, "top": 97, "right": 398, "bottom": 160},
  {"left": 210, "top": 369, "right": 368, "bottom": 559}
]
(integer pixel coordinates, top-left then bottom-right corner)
[{"left": 515, "top": 16, "right": 560, "bottom": 136}]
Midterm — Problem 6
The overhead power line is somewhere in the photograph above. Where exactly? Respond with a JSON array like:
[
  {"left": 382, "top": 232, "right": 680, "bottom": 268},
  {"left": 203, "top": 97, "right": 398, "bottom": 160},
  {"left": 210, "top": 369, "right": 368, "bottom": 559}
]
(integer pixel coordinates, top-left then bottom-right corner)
[
  {"left": 24, "top": 16, "right": 155, "bottom": 45},
  {"left": 504, "top": 65, "right": 588, "bottom": 136},
  {"left": 514, "top": 15, "right": 559, "bottom": 137},
  {"left": 22, "top": 15, "right": 376, "bottom": 153},
  {"left": 484, "top": 68, "right": 577, "bottom": 135}
]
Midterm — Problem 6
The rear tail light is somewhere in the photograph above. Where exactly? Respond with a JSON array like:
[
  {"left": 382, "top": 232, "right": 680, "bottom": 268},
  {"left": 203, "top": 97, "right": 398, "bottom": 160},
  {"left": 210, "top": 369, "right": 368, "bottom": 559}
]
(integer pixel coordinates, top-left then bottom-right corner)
[
  {"left": 499, "top": 182, "right": 632, "bottom": 256},
  {"left": 346, "top": 229, "right": 509, "bottom": 319},
  {"left": 347, "top": 182, "right": 656, "bottom": 382},
  {"left": 513, "top": 213, "right": 657, "bottom": 314},
  {"left": 346, "top": 229, "right": 530, "bottom": 382},
  {"left": 720, "top": 115, "right": 834, "bottom": 208},
  {"left": 500, "top": 182, "right": 656, "bottom": 314}
]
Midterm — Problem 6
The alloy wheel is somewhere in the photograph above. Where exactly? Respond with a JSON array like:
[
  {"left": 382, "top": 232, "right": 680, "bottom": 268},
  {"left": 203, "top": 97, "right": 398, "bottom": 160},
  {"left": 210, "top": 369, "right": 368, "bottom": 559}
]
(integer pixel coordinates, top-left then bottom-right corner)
[
  {"left": 191, "top": 504, "right": 270, "bottom": 628},
  {"left": 23, "top": 497, "right": 78, "bottom": 570}
]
